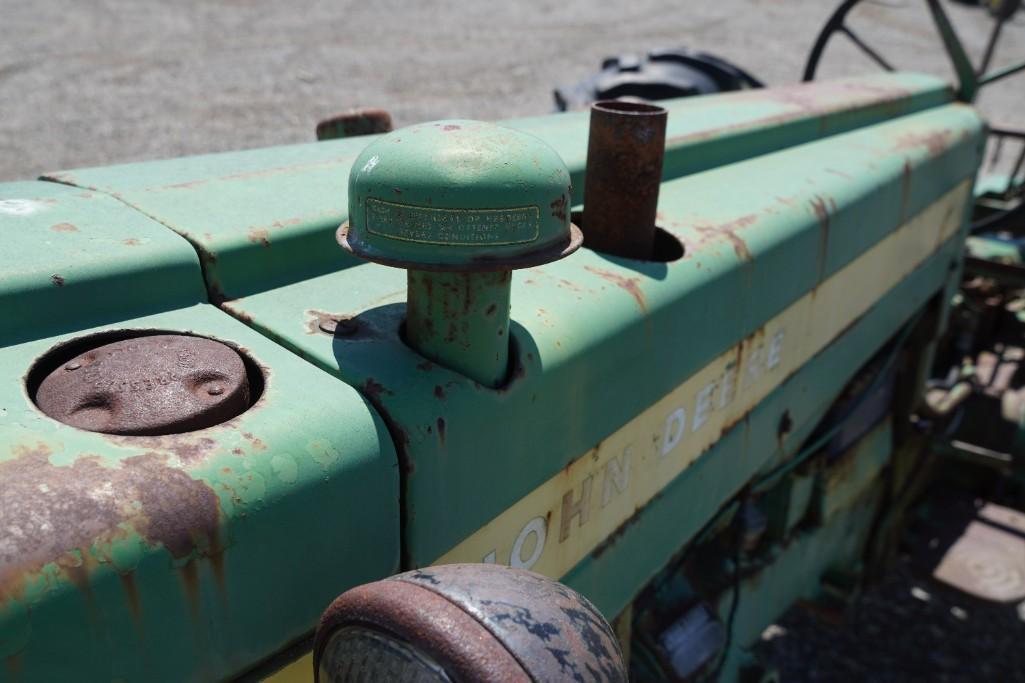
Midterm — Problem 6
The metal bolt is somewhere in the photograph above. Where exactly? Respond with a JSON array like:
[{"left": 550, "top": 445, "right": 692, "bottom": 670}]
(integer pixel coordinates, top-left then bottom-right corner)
[
  {"left": 207, "top": 385, "right": 224, "bottom": 396},
  {"left": 319, "top": 317, "right": 359, "bottom": 336},
  {"left": 65, "top": 362, "right": 81, "bottom": 371}
]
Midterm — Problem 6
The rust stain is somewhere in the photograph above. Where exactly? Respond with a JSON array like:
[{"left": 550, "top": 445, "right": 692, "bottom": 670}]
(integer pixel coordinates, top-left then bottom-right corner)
[
  {"left": 108, "top": 434, "right": 219, "bottom": 465},
  {"left": 122, "top": 238, "right": 141, "bottom": 246},
  {"left": 156, "top": 179, "right": 208, "bottom": 191},
  {"left": 60, "top": 551, "right": 96, "bottom": 608},
  {"left": 0, "top": 445, "right": 220, "bottom": 599},
  {"left": 434, "top": 385, "right": 446, "bottom": 400},
  {"left": 119, "top": 572, "right": 142, "bottom": 624},
  {"left": 692, "top": 214, "right": 757, "bottom": 263},
  {"left": 50, "top": 274, "right": 65, "bottom": 287},
  {"left": 437, "top": 417, "right": 446, "bottom": 447},
  {"left": 893, "top": 129, "right": 952, "bottom": 157},
  {"left": 809, "top": 195, "right": 832, "bottom": 282},
  {"left": 664, "top": 80, "right": 912, "bottom": 148},
  {"left": 5, "top": 653, "right": 22, "bottom": 679},
  {"left": 248, "top": 228, "right": 271, "bottom": 247},
  {"left": 50, "top": 222, "right": 78, "bottom": 233},
  {"left": 583, "top": 266, "right": 647, "bottom": 313},
  {"left": 178, "top": 560, "right": 201, "bottom": 618},
  {"left": 362, "top": 378, "right": 394, "bottom": 402},
  {"left": 270, "top": 218, "right": 302, "bottom": 230},
  {"left": 208, "top": 535, "right": 226, "bottom": 595},
  {"left": 442, "top": 124, "right": 461, "bottom": 131},
  {"left": 550, "top": 195, "right": 568, "bottom": 222},
  {"left": 241, "top": 432, "right": 267, "bottom": 451},
  {"left": 305, "top": 309, "right": 340, "bottom": 335}
]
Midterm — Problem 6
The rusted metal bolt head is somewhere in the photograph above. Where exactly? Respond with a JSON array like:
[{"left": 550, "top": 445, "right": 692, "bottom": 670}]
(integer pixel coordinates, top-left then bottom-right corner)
[
  {"left": 314, "top": 563, "right": 627, "bottom": 683},
  {"left": 319, "top": 317, "right": 359, "bottom": 336},
  {"left": 316, "top": 107, "right": 394, "bottom": 141},
  {"left": 338, "top": 120, "right": 583, "bottom": 271},
  {"left": 34, "top": 334, "right": 251, "bottom": 436}
]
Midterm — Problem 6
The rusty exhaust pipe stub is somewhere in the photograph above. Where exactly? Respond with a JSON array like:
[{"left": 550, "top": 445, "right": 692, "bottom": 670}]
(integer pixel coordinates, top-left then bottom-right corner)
[
  {"left": 582, "top": 100, "right": 668, "bottom": 260},
  {"left": 316, "top": 108, "right": 394, "bottom": 141},
  {"left": 33, "top": 334, "right": 251, "bottom": 436},
  {"left": 314, "top": 563, "right": 627, "bottom": 683}
]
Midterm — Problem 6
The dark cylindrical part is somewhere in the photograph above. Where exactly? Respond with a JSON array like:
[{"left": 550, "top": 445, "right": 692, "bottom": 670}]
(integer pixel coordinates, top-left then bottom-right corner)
[{"left": 582, "top": 100, "right": 668, "bottom": 259}]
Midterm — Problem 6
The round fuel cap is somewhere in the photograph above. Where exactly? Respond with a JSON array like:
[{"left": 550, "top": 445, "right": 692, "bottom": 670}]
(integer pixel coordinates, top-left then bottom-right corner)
[
  {"left": 338, "top": 120, "right": 583, "bottom": 271},
  {"left": 35, "top": 334, "right": 250, "bottom": 436}
]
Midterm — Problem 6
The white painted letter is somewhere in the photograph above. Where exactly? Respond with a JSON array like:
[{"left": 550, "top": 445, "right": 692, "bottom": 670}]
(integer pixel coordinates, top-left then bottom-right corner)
[
  {"left": 560, "top": 476, "right": 594, "bottom": 542},
  {"left": 602, "top": 447, "right": 632, "bottom": 508},
  {"left": 767, "top": 330, "right": 784, "bottom": 370},
  {"left": 720, "top": 365, "right": 737, "bottom": 408},
  {"left": 745, "top": 346, "right": 763, "bottom": 388},
  {"left": 693, "top": 382, "right": 716, "bottom": 432},
  {"left": 511, "top": 517, "right": 546, "bottom": 569},
  {"left": 662, "top": 408, "right": 687, "bottom": 456}
]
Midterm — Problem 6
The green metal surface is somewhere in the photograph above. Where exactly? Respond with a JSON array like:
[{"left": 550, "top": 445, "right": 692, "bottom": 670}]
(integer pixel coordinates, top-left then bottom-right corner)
[
  {"left": 341, "top": 121, "right": 577, "bottom": 270},
  {"left": 0, "top": 71, "right": 987, "bottom": 681},
  {"left": 40, "top": 73, "right": 952, "bottom": 302},
  {"left": 0, "top": 305, "right": 399, "bottom": 682},
  {"left": 565, "top": 236, "right": 965, "bottom": 618},
  {"left": 0, "top": 182, "right": 206, "bottom": 345},
  {"left": 0, "top": 199, "right": 400, "bottom": 682},
  {"left": 226, "top": 102, "right": 978, "bottom": 577},
  {"left": 406, "top": 270, "right": 513, "bottom": 388}
]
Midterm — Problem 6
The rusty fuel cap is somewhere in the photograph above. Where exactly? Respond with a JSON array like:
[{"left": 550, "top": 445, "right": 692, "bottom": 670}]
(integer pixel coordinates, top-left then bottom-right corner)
[{"left": 34, "top": 334, "right": 250, "bottom": 436}]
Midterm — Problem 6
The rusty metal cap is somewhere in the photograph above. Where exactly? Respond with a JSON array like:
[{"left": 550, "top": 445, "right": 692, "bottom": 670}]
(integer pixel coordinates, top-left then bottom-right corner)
[
  {"left": 314, "top": 563, "right": 627, "bottom": 683},
  {"left": 338, "top": 120, "right": 583, "bottom": 272},
  {"left": 34, "top": 334, "right": 250, "bottom": 436}
]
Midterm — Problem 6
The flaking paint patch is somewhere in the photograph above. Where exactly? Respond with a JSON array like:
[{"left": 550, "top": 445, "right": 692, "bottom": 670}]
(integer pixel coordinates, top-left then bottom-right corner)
[
  {"left": 0, "top": 445, "right": 220, "bottom": 595},
  {"left": 271, "top": 454, "right": 299, "bottom": 485},
  {"left": 248, "top": 229, "right": 271, "bottom": 247}
]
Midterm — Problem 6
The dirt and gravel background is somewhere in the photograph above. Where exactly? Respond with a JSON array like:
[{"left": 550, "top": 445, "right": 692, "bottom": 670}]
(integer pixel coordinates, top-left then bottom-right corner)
[
  {"left": 1, "top": 0, "right": 1023, "bottom": 181},
  {"left": 3, "top": 2, "right": 1025, "bottom": 681}
]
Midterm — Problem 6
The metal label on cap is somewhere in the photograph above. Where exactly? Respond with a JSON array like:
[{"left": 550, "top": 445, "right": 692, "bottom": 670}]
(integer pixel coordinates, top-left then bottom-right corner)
[{"left": 366, "top": 198, "right": 540, "bottom": 247}]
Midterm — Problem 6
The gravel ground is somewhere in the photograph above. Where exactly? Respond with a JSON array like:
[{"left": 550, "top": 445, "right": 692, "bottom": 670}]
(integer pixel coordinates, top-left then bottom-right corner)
[
  {"left": 756, "top": 484, "right": 1025, "bottom": 682},
  {"left": 1, "top": 0, "right": 1023, "bottom": 181},
  {"left": 756, "top": 558, "right": 1025, "bottom": 682}
]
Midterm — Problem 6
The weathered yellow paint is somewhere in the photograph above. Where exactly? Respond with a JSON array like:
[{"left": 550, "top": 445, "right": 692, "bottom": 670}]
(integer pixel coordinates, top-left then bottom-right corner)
[
  {"left": 264, "top": 654, "right": 313, "bottom": 683},
  {"left": 434, "top": 180, "right": 969, "bottom": 578}
]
